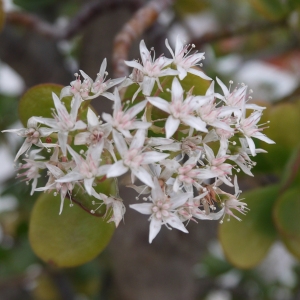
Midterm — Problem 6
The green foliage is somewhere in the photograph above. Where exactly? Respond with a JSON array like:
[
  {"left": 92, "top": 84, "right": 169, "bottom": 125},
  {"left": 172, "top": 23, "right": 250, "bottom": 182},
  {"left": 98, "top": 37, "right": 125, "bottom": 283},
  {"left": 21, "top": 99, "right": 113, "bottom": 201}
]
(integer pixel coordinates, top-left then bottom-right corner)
[
  {"left": 248, "top": 0, "right": 290, "bottom": 20},
  {"left": 29, "top": 192, "right": 115, "bottom": 268},
  {"left": 19, "top": 84, "right": 67, "bottom": 126},
  {"left": 274, "top": 188, "right": 300, "bottom": 259},
  {"left": 173, "top": 0, "right": 208, "bottom": 16},
  {"left": 279, "top": 145, "right": 300, "bottom": 192},
  {"left": 219, "top": 185, "right": 279, "bottom": 269},
  {"left": 0, "top": 0, "right": 4, "bottom": 32},
  {"left": 253, "top": 100, "right": 300, "bottom": 174},
  {"left": 13, "top": 0, "right": 56, "bottom": 11},
  {"left": 288, "top": 0, "right": 300, "bottom": 10},
  {"left": 220, "top": 107, "right": 300, "bottom": 267},
  {"left": 0, "top": 94, "right": 19, "bottom": 138}
]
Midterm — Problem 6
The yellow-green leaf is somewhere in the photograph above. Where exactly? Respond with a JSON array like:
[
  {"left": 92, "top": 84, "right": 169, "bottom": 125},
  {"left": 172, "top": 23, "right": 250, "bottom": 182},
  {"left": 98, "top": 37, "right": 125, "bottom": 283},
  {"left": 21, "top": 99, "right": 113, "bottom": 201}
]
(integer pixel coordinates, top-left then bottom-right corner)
[
  {"left": 219, "top": 185, "right": 278, "bottom": 269},
  {"left": 0, "top": 0, "right": 5, "bottom": 32},
  {"left": 29, "top": 192, "right": 115, "bottom": 267},
  {"left": 273, "top": 188, "right": 300, "bottom": 259},
  {"left": 254, "top": 102, "right": 300, "bottom": 173},
  {"left": 279, "top": 145, "right": 300, "bottom": 192},
  {"left": 174, "top": 0, "right": 207, "bottom": 16},
  {"left": 19, "top": 84, "right": 68, "bottom": 127},
  {"left": 249, "top": 0, "right": 289, "bottom": 21},
  {"left": 281, "top": 236, "right": 300, "bottom": 260}
]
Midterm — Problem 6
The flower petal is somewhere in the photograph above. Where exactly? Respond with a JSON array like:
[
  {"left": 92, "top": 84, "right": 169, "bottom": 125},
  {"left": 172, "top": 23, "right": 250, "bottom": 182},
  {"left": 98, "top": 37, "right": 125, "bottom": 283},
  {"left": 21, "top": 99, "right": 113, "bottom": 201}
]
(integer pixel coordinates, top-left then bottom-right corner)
[
  {"left": 216, "top": 77, "right": 229, "bottom": 96},
  {"left": 132, "top": 167, "right": 154, "bottom": 188},
  {"left": 126, "top": 100, "right": 148, "bottom": 120},
  {"left": 107, "top": 160, "right": 128, "bottom": 178},
  {"left": 113, "top": 130, "right": 128, "bottom": 156},
  {"left": 149, "top": 217, "right": 162, "bottom": 243},
  {"left": 182, "top": 115, "right": 207, "bottom": 133},
  {"left": 87, "top": 108, "right": 99, "bottom": 127},
  {"left": 130, "top": 129, "right": 146, "bottom": 150},
  {"left": 171, "top": 77, "right": 184, "bottom": 100},
  {"left": 167, "top": 213, "right": 188, "bottom": 233},
  {"left": 165, "top": 116, "right": 180, "bottom": 138},
  {"left": 188, "top": 68, "right": 211, "bottom": 80},
  {"left": 147, "top": 97, "right": 171, "bottom": 114},
  {"left": 124, "top": 60, "right": 144, "bottom": 72},
  {"left": 130, "top": 203, "right": 153, "bottom": 215},
  {"left": 140, "top": 40, "right": 150, "bottom": 66},
  {"left": 142, "top": 151, "right": 169, "bottom": 164},
  {"left": 84, "top": 177, "right": 95, "bottom": 195},
  {"left": 56, "top": 171, "right": 84, "bottom": 183},
  {"left": 170, "top": 192, "right": 191, "bottom": 209},
  {"left": 165, "top": 38, "right": 175, "bottom": 58},
  {"left": 142, "top": 76, "right": 155, "bottom": 96}
]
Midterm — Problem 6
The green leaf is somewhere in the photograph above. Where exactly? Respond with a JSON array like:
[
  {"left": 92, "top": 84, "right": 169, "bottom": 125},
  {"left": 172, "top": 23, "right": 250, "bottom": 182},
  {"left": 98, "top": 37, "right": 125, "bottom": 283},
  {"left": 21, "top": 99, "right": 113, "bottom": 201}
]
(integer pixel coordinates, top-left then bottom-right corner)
[
  {"left": 254, "top": 102, "right": 300, "bottom": 173},
  {"left": 13, "top": 0, "right": 54, "bottom": 11},
  {"left": 174, "top": 0, "right": 207, "bottom": 16},
  {"left": 0, "top": 0, "right": 5, "bottom": 32},
  {"left": 19, "top": 84, "right": 68, "bottom": 127},
  {"left": 279, "top": 145, "right": 300, "bottom": 193},
  {"left": 288, "top": 0, "right": 300, "bottom": 9},
  {"left": 0, "top": 94, "right": 19, "bottom": 135},
  {"left": 280, "top": 236, "right": 300, "bottom": 260},
  {"left": 219, "top": 185, "right": 279, "bottom": 269},
  {"left": 248, "top": 0, "right": 290, "bottom": 21},
  {"left": 273, "top": 188, "right": 300, "bottom": 259},
  {"left": 29, "top": 192, "right": 115, "bottom": 267},
  {"left": 18, "top": 83, "right": 93, "bottom": 129}
]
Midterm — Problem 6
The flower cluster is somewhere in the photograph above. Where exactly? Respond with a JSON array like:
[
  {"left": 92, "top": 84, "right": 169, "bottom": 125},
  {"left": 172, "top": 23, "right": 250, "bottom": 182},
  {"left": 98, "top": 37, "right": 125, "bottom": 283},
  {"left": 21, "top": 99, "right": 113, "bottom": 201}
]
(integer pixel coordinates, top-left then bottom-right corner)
[{"left": 3, "top": 37, "right": 274, "bottom": 243}]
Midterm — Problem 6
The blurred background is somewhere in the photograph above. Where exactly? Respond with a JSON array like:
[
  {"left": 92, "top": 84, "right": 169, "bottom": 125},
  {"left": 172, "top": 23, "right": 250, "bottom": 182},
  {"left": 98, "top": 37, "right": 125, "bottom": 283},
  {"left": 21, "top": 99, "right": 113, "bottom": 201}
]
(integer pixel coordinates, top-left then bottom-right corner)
[{"left": 1, "top": 0, "right": 300, "bottom": 299}]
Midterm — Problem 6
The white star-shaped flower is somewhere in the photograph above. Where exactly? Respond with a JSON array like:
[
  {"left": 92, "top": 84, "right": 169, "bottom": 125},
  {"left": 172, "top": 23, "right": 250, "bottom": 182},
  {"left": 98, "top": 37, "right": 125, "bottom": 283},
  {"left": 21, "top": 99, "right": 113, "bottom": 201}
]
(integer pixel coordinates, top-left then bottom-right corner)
[
  {"left": 56, "top": 142, "right": 104, "bottom": 195},
  {"left": 2, "top": 117, "right": 57, "bottom": 161},
  {"left": 60, "top": 58, "right": 125, "bottom": 101},
  {"left": 102, "top": 88, "right": 151, "bottom": 138},
  {"left": 165, "top": 36, "right": 211, "bottom": 81},
  {"left": 125, "top": 40, "right": 178, "bottom": 98},
  {"left": 34, "top": 93, "right": 86, "bottom": 156},
  {"left": 147, "top": 77, "right": 210, "bottom": 138},
  {"left": 105, "top": 129, "right": 169, "bottom": 188},
  {"left": 130, "top": 178, "right": 191, "bottom": 243}
]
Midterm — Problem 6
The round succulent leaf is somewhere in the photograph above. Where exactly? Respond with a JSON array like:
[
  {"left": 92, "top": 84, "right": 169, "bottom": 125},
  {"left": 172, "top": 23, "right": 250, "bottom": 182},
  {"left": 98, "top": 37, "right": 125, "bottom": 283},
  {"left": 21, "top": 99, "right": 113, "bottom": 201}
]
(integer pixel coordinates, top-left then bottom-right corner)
[
  {"left": 254, "top": 102, "right": 300, "bottom": 173},
  {"left": 18, "top": 84, "right": 94, "bottom": 127},
  {"left": 248, "top": 0, "right": 290, "bottom": 21},
  {"left": 219, "top": 185, "right": 279, "bottom": 269},
  {"left": 19, "top": 84, "right": 70, "bottom": 127},
  {"left": 29, "top": 192, "right": 115, "bottom": 267},
  {"left": 279, "top": 145, "right": 300, "bottom": 192},
  {"left": 273, "top": 187, "right": 300, "bottom": 240},
  {"left": 281, "top": 236, "right": 300, "bottom": 260},
  {"left": 272, "top": 186, "right": 300, "bottom": 259}
]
